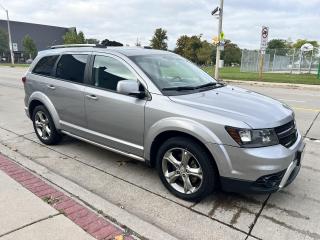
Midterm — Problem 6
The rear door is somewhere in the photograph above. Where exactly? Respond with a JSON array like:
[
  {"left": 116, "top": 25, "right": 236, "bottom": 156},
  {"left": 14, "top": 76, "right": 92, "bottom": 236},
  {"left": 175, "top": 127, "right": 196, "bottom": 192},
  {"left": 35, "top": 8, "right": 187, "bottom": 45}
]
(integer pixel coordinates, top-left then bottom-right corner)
[{"left": 46, "top": 53, "right": 89, "bottom": 134}]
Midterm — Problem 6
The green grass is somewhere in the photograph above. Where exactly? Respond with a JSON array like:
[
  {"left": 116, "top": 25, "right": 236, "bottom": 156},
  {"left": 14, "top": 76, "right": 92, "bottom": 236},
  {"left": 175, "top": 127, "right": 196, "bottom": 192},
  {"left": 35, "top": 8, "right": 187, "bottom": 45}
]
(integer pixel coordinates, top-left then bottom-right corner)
[
  {"left": 0, "top": 63, "right": 30, "bottom": 68},
  {"left": 202, "top": 66, "right": 320, "bottom": 85}
]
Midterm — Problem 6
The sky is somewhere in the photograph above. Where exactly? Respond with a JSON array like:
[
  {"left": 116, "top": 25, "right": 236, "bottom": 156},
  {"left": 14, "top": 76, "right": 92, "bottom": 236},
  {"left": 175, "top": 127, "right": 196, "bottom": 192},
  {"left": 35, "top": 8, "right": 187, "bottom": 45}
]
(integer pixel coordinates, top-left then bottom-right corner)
[{"left": 1, "top": 0, "right": 319, "bottom": 50}]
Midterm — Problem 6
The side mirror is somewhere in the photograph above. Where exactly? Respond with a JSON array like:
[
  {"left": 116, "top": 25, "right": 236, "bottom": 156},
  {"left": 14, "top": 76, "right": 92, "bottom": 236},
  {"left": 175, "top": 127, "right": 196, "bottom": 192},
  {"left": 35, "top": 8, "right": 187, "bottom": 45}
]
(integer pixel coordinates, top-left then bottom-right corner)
[{"left": 117, "top": 80, "right": 145, "bottom": 99}]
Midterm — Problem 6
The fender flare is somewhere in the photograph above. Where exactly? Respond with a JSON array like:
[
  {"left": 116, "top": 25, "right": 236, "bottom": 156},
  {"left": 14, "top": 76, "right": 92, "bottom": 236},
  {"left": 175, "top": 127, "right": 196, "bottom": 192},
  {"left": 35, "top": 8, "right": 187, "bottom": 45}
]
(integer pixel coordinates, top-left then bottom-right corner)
[
  {"left": 28, "top": 91, "right": 61, "bottom": 129},
  {"left": 144, "top": 117, "right": 222, "bottom": 161}
]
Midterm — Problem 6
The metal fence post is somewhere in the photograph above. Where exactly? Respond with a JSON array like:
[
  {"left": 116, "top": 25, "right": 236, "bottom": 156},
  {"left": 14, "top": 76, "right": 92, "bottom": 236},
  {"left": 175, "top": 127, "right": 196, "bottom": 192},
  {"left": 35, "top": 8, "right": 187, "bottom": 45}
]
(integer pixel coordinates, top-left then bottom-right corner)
[
  {"left": 290, "top": 49, "right": 295, "bottom": 74},
  {"left": 240, "top": 49, "right": 244, "bottom": 72},
  {"left": 308, "top": 50, "right": 314, "bottom": 74},
  {"left": 272, "top": 49, "right": 276, "bottom": 72}
]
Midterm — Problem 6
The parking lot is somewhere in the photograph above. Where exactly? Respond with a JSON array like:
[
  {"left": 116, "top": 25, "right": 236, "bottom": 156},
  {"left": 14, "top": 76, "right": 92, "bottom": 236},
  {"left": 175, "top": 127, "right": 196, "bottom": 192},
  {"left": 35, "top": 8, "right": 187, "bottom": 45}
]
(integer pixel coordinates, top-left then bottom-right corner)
[{"left": 0, "top": 66, "right": 319, "bottom": 240}]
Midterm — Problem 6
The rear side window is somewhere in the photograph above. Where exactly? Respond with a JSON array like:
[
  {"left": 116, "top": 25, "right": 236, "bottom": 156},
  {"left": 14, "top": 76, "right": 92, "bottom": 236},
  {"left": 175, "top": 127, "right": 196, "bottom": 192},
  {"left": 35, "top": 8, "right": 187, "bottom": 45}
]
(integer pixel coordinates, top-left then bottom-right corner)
[
  {"left": 56, "top": 54, "right": 88, "bottom": 83},
  {"left": 32, "top": 55, "right": 58, "bottom": 76}
]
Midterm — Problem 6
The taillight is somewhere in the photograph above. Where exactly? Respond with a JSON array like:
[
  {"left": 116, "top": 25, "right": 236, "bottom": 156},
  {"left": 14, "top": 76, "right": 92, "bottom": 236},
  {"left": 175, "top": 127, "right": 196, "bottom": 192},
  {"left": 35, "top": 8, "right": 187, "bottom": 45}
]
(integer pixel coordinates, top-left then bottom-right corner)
[{"left": 22, "top": 76, "right": 26, "bottom": 84}]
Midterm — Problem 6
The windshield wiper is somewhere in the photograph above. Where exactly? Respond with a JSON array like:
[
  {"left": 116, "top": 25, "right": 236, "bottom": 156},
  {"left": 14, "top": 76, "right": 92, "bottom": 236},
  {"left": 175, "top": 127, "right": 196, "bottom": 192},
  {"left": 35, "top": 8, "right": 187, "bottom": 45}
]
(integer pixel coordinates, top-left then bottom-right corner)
[
  {"left": 194, "top": 82, "right": 217, "bottom": 89},
  {"left": 162, "top": 86, "right": 196, "bottom": 91},
  {"left": 162, "top": 82, "right": 225, "bottom": 92}
]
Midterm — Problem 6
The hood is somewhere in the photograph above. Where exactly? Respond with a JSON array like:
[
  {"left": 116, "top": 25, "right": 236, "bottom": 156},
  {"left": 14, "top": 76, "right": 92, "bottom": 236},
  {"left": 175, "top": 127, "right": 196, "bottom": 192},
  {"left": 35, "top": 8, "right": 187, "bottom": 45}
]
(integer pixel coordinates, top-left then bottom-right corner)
[{"left": 169, "top": 85, "right": 294, "bottom": 128}]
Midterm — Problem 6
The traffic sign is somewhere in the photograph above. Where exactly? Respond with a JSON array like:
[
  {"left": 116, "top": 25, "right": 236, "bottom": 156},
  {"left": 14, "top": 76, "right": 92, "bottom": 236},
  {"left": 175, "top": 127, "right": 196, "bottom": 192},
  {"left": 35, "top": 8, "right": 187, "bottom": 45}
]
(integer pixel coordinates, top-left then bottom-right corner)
[
  {"left": 219, "top": 41, "right": 225, "bottom": 51},
  {"left": 12, "top": 43, "right": 18, "bottom": 52},
  {"left": 260, "top": 26, "right": 269, "bottom": 52},
  {"left": 220, "top": 32, "right": 225, "bottom": 41}
]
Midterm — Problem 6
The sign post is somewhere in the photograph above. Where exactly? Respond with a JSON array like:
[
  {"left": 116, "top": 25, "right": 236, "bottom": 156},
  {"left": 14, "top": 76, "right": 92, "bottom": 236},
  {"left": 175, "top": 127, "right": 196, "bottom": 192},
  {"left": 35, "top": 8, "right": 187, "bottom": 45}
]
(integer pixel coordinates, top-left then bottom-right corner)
[
  {"left": 214, "top": 0, "right": 224, "bottom": 80},
  {"left": 259, "top": 26, "right": 269, "bottom": 80}
]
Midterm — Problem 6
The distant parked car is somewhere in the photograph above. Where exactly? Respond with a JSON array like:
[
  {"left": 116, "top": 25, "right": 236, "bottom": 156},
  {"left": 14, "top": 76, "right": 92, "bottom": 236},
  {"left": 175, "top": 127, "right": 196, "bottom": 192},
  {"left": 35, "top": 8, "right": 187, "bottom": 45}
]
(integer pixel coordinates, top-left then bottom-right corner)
[
  {"left": 26, "top": 59, "right": 33, "bottom": 64},
  {"left": 22, "top": 44, "right": 305, "bottom": 200}
]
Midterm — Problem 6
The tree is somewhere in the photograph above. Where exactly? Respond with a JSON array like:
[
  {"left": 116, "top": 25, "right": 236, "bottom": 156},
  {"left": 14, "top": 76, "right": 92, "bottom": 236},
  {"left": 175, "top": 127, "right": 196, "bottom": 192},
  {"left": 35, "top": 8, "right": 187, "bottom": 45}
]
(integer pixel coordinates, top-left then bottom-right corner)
[
  {"left": 101, "top": 39, "right": 123, "bottom": 46},
  {"left": 78, "top": 31, "right": 85, "bottom": 43},
  {"left": 266, "top": 39, "right": 290, "bottom": 55},
  {"left": 63, "top": 29, "right": 86, "bottom": 44},
  {"left": 0, "top": 28, "right": 8, "bottom": 53},
  {"left": 267, "top": 39, "right": 288, "bottom": 50},
  {"left": 150, "top": 28, "right": 168, "bottom": 50},
  {"left": 22, "top": 35, "right": 37, "bottom": 59},
  {"left": 184, "top": 35, "right": 203, "bottom": 63},
  {"left": 196, "top": 41, "right": 213, "bottom": 65},
  {"left": 292, "top": 39, "right": 319, "bottom": 55},
  {"left": 175, "top": 35, "right": 189, "bottom": 56},
  {"left": 175, "top": 35, "right": 214, "bottom": 65},
  {"left": 222, "top": 40, "right": 242, "bottom": 66},
  {"left": 175, "top": 36, "right": 241, "bottom": 66},
  {"left": 292, "top": 39, "right": 319, "bottom": 49}
]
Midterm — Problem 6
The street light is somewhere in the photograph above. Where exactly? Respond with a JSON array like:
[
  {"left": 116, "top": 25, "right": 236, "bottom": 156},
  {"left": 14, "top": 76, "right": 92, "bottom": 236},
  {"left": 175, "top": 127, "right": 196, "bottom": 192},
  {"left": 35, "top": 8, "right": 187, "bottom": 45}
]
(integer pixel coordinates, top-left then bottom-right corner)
[
  {"left": 0, "top": 3, "right": 14, "bottom": 65},
  {"left": 212, "top": 0, "right": 224, "bottom": 80}
]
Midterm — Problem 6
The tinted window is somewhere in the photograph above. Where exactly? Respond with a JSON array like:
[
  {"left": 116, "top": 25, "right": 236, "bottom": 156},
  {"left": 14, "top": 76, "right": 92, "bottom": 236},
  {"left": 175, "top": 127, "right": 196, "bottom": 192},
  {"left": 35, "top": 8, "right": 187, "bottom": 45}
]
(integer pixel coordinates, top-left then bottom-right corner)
[
  {"left": 32, "top": 55, "right": 58, "bottom": 76},
  {"left": 92, "top": 56, "right": 136, "bottom": 91},
  {"left": 56, "top": 54, "right": 88, "bottom": 83}
]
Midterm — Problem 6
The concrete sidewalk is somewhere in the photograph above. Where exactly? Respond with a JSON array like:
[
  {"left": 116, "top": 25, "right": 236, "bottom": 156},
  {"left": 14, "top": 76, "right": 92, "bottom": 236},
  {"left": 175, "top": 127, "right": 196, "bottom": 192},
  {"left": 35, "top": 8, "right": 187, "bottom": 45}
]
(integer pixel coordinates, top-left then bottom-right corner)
[
  {"left": 0, "top": 155, "right": 132, "bottom": 240},
  {"left": 223, "top": 79, "right": 320, "bottom": 90},
  {"left": 0, "top": 169, "right": 95, "bottom": 240}
]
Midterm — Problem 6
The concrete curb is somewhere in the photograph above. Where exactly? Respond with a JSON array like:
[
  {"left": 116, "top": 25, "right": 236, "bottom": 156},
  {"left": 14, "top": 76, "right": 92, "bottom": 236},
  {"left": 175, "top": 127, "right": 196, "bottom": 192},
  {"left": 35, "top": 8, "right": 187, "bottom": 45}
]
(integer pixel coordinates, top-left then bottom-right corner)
[
  {"left": 0, "top": 144, "right": 178, "bottom": 240},
  {"left": 223, "top": 79, "right": 320, "bottom": 90}
]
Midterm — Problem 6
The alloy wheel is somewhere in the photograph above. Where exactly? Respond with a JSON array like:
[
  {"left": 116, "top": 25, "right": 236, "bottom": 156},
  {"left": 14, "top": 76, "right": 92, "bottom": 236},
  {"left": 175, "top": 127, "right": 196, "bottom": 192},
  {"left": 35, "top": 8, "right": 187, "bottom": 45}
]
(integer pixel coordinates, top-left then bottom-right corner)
[
  {"left": 162, "top": 148, "right": 203, "bottom": 194},
  {"left": 34, "top": 111, "right": 51, "bottom": 140}
]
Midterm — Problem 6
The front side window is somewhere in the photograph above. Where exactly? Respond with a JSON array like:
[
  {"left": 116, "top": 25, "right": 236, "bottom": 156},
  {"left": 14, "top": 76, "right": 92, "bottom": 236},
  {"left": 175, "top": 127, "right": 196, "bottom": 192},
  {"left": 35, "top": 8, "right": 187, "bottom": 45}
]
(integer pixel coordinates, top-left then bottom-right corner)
[
  {"left": 32, "top": 55, "right": 58, "bottom": 76},
  {"left": 92, "top": 56, "right": 136, "bottom": 91},
  {"left": 56, "top": 54, "right": 88, "bottom": 83}
]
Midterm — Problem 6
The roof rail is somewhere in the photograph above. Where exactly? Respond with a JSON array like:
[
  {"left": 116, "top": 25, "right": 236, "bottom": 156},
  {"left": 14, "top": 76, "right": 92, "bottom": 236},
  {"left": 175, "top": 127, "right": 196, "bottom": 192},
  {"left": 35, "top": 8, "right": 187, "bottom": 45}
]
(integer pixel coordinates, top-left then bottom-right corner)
[{"left": 50, "top": 44, "right": 97, "bottom": 49}]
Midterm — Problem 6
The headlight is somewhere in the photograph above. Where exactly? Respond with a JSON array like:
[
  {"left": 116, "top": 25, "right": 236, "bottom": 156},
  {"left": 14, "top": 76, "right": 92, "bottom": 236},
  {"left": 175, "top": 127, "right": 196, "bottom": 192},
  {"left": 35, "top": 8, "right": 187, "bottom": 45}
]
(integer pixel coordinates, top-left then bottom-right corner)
[{"left": 225, "top": 126, "right": 279, "bottom": 147}]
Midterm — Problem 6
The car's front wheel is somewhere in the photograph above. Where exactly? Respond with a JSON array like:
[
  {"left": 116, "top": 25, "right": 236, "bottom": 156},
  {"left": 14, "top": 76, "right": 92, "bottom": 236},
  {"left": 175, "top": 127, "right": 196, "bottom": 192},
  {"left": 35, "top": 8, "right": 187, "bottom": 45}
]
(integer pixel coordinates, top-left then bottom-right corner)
[
  {"left": 156, "top": 137, "right": 218, "bottom": 201},
  {"left": 32, "top": 105, "right": 62, "bottom": 145}
]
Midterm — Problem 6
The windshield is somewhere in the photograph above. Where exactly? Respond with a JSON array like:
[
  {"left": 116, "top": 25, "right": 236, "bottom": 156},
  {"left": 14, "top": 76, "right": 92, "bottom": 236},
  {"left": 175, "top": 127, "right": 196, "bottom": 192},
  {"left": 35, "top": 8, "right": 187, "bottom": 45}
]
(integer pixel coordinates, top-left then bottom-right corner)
[{"left": 130, "top": 54, "right": 220, "bottom": 95}]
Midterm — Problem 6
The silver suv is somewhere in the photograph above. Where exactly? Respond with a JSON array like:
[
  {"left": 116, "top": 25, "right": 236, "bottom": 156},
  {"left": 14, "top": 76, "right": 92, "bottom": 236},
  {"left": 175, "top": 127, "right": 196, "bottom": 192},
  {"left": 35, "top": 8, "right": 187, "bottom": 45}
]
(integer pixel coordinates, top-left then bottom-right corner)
[{"left": 23, "top": 44, "right": 305, "bottom": 200}]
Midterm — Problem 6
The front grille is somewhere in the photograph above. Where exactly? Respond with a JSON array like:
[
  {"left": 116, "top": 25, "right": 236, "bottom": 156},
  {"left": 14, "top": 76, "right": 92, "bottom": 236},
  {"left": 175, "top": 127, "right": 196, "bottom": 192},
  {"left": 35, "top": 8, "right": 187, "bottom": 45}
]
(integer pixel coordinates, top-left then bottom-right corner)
[{"left": 274, "top": 120, "right": 298, "bottom": 148}]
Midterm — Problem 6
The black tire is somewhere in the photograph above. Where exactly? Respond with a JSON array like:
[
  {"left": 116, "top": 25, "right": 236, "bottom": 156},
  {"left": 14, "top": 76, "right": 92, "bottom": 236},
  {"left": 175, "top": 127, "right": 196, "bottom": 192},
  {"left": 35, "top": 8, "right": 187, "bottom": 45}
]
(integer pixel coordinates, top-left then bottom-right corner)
[
  {"left": 156, "top": 137, "right": 218, "bottom": 201},
  {"left": 32, "top": 105, "right": 62, "bottom": 145}
]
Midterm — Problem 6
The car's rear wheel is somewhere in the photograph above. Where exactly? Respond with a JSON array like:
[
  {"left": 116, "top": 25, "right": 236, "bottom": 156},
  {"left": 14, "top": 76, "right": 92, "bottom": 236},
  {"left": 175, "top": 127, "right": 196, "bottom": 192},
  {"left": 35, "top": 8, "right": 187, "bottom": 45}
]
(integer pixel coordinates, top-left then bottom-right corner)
[
  {"left": 156, "top": 137, "right": 217, "bottom": 201},
  {"left": 32, "top": 105, "right": 62, "bottom": 145}
]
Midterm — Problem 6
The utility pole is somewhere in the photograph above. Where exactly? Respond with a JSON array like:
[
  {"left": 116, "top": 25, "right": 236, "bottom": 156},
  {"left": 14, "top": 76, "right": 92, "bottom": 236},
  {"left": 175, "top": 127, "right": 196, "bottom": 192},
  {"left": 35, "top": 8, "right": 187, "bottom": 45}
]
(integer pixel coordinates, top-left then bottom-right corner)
[
  {"left": 214, "top": 0, "right": 224, "bottom": 80},
  {"left": 0, "top": 4, "right": 14, "bottom": 65}
]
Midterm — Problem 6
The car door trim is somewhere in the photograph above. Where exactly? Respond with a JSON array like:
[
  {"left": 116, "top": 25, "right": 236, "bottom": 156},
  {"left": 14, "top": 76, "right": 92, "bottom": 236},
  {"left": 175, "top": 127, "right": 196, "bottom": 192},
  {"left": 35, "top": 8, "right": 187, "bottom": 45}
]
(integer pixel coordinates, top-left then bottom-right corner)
[
  {"left": 60, "top": 120, "right": 144, "bottom": 151},
  {"left": 61, "top": 130, "right": 145, "bottom": 162}
]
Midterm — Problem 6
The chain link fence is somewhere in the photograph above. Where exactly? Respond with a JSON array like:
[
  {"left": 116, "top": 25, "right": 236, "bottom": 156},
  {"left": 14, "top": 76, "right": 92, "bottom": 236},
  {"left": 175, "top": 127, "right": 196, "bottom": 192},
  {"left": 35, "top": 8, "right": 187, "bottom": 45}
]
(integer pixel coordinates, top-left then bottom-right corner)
[{"left": 241, "top": 48, "right": 320, "bottom": 74}]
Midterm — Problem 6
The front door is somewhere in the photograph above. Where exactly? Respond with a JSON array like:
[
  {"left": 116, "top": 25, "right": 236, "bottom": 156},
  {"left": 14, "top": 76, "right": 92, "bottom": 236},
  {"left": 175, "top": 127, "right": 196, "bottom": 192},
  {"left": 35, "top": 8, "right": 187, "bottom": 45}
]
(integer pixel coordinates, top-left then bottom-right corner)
[{"left": 84, "top": 54, "right": 146, "bottom": 157}]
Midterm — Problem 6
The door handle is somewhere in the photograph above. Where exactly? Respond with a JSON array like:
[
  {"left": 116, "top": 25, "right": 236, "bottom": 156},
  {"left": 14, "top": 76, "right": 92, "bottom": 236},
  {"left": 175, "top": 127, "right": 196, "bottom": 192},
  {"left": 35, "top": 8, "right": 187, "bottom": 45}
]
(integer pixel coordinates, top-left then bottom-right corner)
[
  {"left": 86, "top": 94, "right": 98, "bottom": 100},
  {"left": 47, "top": 85, "right": 56, "bottom": 90}
]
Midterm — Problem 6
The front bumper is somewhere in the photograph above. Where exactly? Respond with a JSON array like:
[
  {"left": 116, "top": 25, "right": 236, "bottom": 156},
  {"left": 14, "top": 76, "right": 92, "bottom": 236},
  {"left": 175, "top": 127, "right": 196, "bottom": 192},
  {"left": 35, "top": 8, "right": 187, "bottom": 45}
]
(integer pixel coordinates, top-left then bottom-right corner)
[
  {"left": 206, "top": 132, "right": 305, "bottom": 193},
  {"left": 220, "top": 141, "right": 304, "bottom": 193}
]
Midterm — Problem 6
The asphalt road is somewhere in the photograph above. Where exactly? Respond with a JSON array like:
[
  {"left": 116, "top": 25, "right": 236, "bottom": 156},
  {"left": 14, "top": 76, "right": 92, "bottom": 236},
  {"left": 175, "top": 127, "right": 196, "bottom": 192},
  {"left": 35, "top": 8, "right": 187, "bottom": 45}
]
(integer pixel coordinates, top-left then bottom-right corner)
[{"left": 0, "top": 66, "right": 319, "bottom": 240}]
